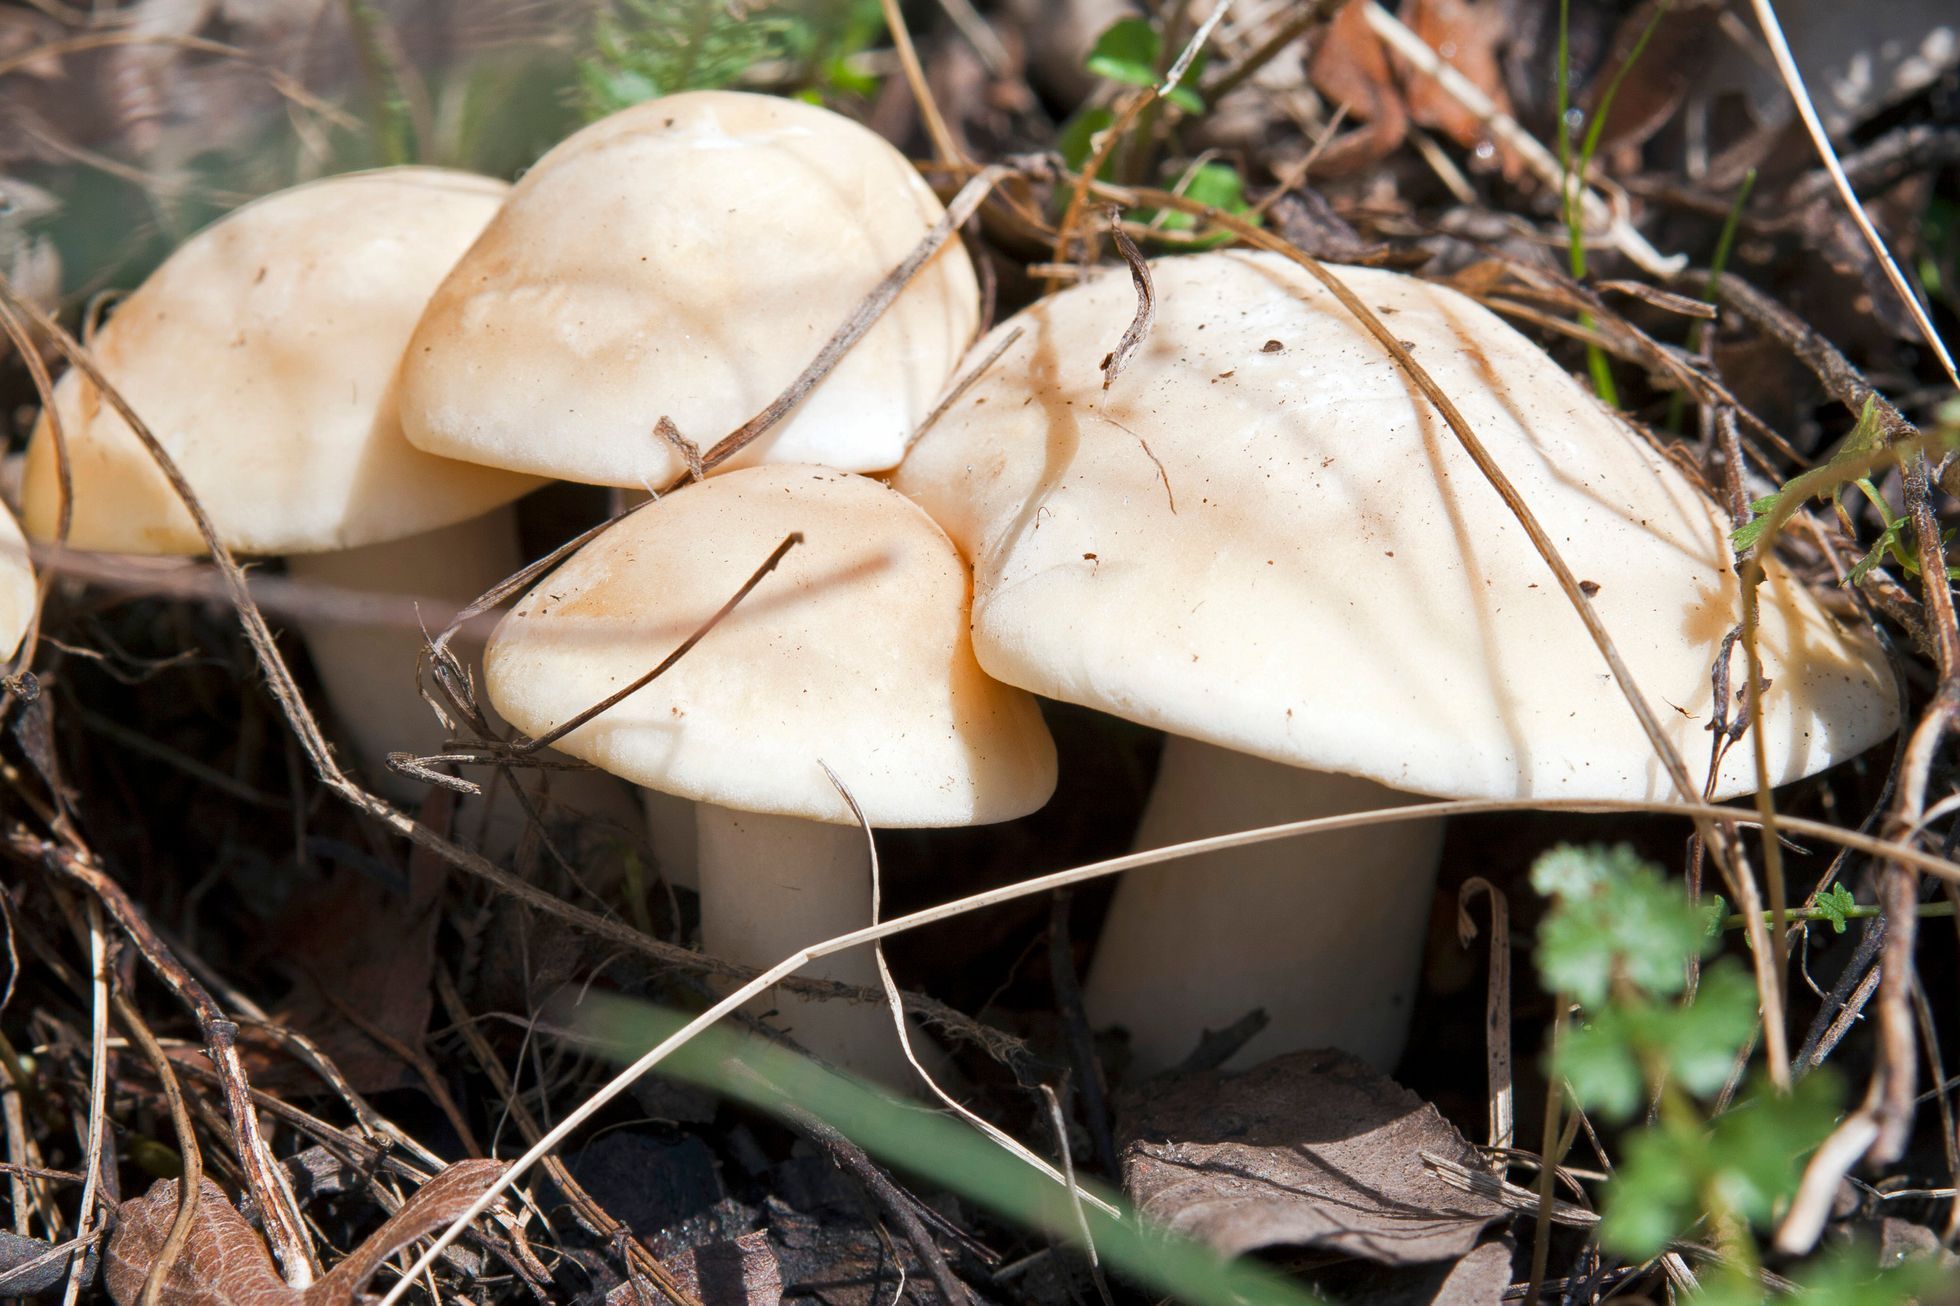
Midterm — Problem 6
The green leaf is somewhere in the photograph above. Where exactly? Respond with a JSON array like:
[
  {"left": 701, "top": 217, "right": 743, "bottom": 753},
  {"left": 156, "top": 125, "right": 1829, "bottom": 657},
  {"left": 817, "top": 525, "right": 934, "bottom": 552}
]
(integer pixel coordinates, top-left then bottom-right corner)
[
  {"left": 1146, "top": 162, "right": 1258, "bottom": 243},
  {"left": 1731, "top": 396, "right": 1889, "bottom": 554},
  {"left": 1084, "top": 18, "right": 1206, "bottom": 112},
  {"left": 1057, "top": 106, "right": 1116, "bottom": 171},
  {"left": 1602, "top": 1123, "right": 1701, "bottom": 1258},
  {"left": 1602, "top": 1071, "right": 1844, "bottom": 1259},
  {"left": 1085, "top": 18, "right": 1163, "bottom": 89},
  {"left": 1705, "top": 1071, "right": 1841, "bottom": 1228},
  {"left": 1558, "top": 1010, "right": 1645, "bottom": 1120},
  {"left": 1701, "top": 893, "right": 1729, "bottom": 939},
  {"left": 1845, "top": 516, "right": 1907, "bottom": 586},
  {"left": 1662, "top": 963, "right": 1758, "bottom": 1097},
  {"left": 1533, "top": 844, "right": 1711, "bottom": 1006},
  {"left": 1813, "top": 883, "right": 1858, "bottom": 934},
  {"left": 1554, "top": 964, "right": 1756, "bottom": 1119}
]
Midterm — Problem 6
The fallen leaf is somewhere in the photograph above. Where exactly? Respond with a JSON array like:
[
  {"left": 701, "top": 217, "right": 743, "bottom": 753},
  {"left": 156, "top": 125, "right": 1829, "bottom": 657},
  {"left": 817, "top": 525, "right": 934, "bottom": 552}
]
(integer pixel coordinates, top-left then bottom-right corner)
[
  {"left": 103, "top": 1178, "right": 291, "bottom": 1306},
  {"left": 104, "top": 1160, "right": 508, "bottom": 1306},
  {"left": 1117, "top": 1048, "right": 1507, "bottom": 1263},
  {"left": 669, "top": 1231, "right": 782, "bottom": 1306},
  {"left": 1308, "top": 1236, "right": 1515, "bottom": 1304},
  {"left": 1307, "top": 0, "right": 1410, "bottom": 174},
  {"left": 0, "top": 1228, "right": 99, "bottom": 1297},
  {"left": 1399, "top": 0, "right": 1520, "bottom": 175},
  {"left": 261, "top": 791, "right": 448, "bottom": 1094}
]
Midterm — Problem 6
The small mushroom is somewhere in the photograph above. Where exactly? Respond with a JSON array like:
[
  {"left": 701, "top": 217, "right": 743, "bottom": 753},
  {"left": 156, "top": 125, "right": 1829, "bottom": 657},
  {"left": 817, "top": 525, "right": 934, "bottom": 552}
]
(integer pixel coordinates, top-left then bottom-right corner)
[
  {"left": 485, "top": 465, "right": 1057, "bottom": 1083},
  {"left": 400, "top": 89, "right": 980, "bottom": 488},
  {"left": 20, "top": 168, "right": 539, "bottom": 797},
  {"left": 896, "top": 249, "right": 1898, "bottom": 1074}
]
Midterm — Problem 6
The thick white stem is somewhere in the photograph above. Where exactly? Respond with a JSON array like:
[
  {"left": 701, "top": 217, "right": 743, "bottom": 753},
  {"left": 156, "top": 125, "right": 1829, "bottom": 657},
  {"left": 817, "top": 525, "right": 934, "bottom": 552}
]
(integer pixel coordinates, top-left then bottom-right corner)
[
  {"left": 695, "top": 805, "right": 932, "bottom": 1088},
  {"left": 285, "top": 509, "right": 522, "bottom": 795},
  {"left": 641, "top": 790, "right": 700, "bottom": 890},
  {"left": 1083, "top": 736, "right": 1443, "bottom": 1075},
  {"left": 286, "top": 510, "right": 643, "bottom": 860}
]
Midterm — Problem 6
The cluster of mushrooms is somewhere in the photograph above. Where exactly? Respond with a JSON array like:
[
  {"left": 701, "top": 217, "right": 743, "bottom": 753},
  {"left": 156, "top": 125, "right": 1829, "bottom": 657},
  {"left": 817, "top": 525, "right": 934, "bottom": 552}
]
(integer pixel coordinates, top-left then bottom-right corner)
[{"left": 12, "top": 89, "right": 1899, "bottom": 1087}]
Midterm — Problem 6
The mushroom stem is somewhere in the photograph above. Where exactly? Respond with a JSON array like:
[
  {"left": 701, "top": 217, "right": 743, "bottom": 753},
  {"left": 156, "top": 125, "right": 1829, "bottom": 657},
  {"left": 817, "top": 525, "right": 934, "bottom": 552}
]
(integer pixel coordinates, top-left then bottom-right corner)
[
  {"left": 694, "top": 804, "right": 929, "bottom": 1088},
  {"left": 284, "top": 508, "right": 522, "bottom": 798},
  {"left": 1082, "top": 736, "right": 1444, "bottom": 1075}
]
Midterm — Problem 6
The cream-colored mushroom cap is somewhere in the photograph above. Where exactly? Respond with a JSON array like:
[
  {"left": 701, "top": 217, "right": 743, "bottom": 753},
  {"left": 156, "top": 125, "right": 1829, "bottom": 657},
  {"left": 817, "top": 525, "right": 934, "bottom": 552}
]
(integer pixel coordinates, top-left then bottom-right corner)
[
  {"left": 484, "top": 464, "right": 1057, "bottom": 825},
  {"left": 21, "top": 168, "right": 538, "bottom": 556},
  {"left": 896, "top": 251, "right": 1897, "bottom": 802},
  {"left": 399, "top": 90, "right": 980, "bottom": 488},
  {"left": 0, "top": 502, "right": 36, "bottom": 660}
]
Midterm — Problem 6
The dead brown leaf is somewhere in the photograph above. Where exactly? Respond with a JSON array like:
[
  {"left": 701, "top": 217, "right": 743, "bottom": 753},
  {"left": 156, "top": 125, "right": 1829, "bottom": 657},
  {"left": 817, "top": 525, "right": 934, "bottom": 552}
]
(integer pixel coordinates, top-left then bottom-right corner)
[
  {"left": 666, "top": 1231, "right": 782, "bottom": 1306},
  {"left": 104, "top": 1177, "right": 291, "bottom": 1306},
  {"left": 1399, "top": 0, "right": 1519, "bottom": 174},
  {"left": 1307, "top": 0, "right": 1410, "bottom": 174},
  {"left": 104, "top": 1160, "right": 507, "bottom": 1306},
  {"left": 1117, "top": 1048, "right": 1507, "bottom": 1263}
]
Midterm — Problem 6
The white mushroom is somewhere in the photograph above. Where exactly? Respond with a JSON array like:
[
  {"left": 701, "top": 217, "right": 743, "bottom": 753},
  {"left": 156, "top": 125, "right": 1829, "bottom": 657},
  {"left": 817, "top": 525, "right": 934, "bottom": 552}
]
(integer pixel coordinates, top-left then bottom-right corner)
[
  {"left": 19, "top": 168, "right": 540, "bottom": 801},
  {"left": 485, "top": 465, "right": 1057, "bottom": 1083},
  {"left": 896, "top": 249, "right": 1898, "bottom": 1074},
  {"left": 400, "top": 89, "right": 980, "bottom": 488}
]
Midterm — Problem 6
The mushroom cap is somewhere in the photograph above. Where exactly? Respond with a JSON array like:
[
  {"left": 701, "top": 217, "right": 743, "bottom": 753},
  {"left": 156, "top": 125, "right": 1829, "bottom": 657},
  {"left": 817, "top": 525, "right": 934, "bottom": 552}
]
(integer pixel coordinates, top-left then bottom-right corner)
[
  {"left": 894, "top": 251, "right": 1897, "bottom": 803},
  {"left": 484, "top": 464, "right": 1058, "bottom": 826},
  {"left": 21, "top": 168, "right": 538, "bottom": 556},
  {"left": 0, "top": 502, "right": 36, "bottom": 660},
  {"left": 398, "top": 90, "right": 980, "bottom": 488}
]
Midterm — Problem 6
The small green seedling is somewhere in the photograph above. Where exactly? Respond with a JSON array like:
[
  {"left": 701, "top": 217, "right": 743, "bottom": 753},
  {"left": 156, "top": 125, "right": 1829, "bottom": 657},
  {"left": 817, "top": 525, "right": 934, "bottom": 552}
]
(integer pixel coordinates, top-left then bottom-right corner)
[
  {"left": 1732, "top": 397, "right": 1959, "bottom": 584},
  {"left": 1085, "top": 18, "right": 1206, "bottom": 113},
  {"left": 1530, "top": 845, "right": 1932, "bottom": 1301}
]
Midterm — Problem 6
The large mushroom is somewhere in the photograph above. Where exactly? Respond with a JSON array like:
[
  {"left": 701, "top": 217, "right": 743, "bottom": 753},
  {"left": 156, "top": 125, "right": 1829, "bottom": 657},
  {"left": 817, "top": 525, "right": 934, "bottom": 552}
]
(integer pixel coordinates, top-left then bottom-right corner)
[
  {"left": 19, "top": 168, "right": 543, "bottom": 802},
  {"left": 895, "top": 249, "right": 1898, "bottom": 1074},
  {"left": 399, "top": 89, "right": 979, "bottom": 488},
  {"left": 484, "top": 465, "right": 1057, "bottom": 1083}
]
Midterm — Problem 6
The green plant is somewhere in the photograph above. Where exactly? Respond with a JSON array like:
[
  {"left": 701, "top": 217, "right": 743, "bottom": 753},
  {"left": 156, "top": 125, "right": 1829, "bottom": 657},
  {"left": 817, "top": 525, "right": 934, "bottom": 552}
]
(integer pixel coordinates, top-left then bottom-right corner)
[
  {"left": 1555, "top": 0, "right": 1671, "bottom": 406},
  {"left": 573, "top": 994, "right": 1327, "bottom": 1306},
  {"left": 574, "top": 0, "right": 885, "bottom": 120},
  {"left": 1057, "top": 18, "right": 1258, "bottom": 244},
  {"left": 1084, "top": 18, "right": 1207, "bottom": 113},
  {"left": 1732, "top": 397, "right": 1959, "bottom": 584},
  {"left": 1531, "top": 845, "right": 1935, "bottom": 1302}
]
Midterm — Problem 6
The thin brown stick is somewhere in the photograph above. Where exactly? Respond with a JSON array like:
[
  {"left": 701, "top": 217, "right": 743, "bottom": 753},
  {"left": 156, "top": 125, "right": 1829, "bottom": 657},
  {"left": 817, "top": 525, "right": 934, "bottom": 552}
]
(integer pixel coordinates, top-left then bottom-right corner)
[
  {"left": 110, "top": 993, "right": 201, "bottom": 1306},
  {"left": 878, "top": 0, "right": 963, "bottom": 168},
  {"left": 16, "top": 835, "right": 317, "bottom": 1283}
]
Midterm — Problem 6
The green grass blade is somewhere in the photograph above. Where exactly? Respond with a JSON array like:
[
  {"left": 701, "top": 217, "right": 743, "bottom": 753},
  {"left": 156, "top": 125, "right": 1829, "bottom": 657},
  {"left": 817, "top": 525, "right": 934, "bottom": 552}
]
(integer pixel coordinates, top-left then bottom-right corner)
[{"left": 574, "top": 995, "right": 1329, "bottom": 1306}]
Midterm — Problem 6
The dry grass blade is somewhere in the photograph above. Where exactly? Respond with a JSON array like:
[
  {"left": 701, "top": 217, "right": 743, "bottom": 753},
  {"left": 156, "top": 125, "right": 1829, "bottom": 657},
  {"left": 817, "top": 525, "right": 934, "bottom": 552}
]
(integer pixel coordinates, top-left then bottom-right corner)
[
  {"left": 878, "top": 0, "right": 962, "bottom": 167},
  {"left": 110, "top": 994, "right": 202, "bottom": 1306},
  {"left": 60, "top": 901, "right": 107, "bottom": 1306},
  {"left": 1746, "top": 0, "right": 1959, "bottom": 394},
  {"left": 1456, "top": 878, "right": 1513, "bottom": 1154}
]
